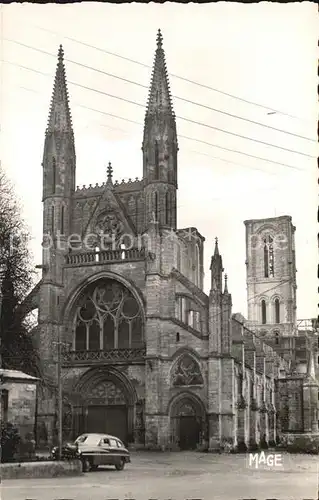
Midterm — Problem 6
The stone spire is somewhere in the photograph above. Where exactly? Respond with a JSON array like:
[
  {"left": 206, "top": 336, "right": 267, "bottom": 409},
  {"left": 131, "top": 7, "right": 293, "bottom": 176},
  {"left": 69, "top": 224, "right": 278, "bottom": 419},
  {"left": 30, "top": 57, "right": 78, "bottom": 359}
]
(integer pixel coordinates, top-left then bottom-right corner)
[
  {"left": 144, "top": 29, "right": 175, "bottom": 123},
  {"left": 210, "top": 238, "right": 224, "bottom": 292},
  {"left": 42, "top": 44, "right": 76, "bottom": 202},
  {"left": 46, "top": 45, "right": 74, "bottom": 141},
  {"left": 142, "top": 29, "right": 178, "bottom": 231}
]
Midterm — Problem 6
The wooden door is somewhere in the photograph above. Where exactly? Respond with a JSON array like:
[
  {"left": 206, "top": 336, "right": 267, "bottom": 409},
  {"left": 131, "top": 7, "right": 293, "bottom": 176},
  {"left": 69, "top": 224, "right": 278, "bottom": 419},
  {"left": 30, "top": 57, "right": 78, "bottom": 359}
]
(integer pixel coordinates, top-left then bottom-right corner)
[
  {"left": 105, "top": 407, "right": 128, "bottom": 444},
  {"left": 179, "top": 416, "right": 200, "bottom": 450},
  {"left": 86, "top": 405, "right": 127, "bottom": 444}
]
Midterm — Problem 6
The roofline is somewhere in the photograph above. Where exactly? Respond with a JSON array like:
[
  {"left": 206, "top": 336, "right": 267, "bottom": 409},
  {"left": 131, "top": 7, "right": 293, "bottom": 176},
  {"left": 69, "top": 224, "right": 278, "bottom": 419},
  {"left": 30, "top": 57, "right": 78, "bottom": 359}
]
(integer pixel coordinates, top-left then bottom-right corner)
[{"left": 244, "top": 215, "right": 292, "bottom": 225}]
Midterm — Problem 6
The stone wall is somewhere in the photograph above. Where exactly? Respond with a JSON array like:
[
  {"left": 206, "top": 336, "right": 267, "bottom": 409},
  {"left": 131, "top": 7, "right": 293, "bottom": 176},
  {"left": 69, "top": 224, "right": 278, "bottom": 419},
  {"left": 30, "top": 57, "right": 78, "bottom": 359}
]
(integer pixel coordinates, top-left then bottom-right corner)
[
  {"left": 0, "top": 460, "right": 82, "bottom": 479},
  {"left": 1, "top": 380, "right": 37, "bottom": 438}
]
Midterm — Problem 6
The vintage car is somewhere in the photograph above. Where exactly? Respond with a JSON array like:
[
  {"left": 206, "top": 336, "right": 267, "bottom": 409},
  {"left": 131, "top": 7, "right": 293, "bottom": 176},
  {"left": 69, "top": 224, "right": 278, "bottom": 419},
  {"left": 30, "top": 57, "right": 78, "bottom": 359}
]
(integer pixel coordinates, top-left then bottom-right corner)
[{"left": 51, "top": 433, "right": 131, "bottom": 472}]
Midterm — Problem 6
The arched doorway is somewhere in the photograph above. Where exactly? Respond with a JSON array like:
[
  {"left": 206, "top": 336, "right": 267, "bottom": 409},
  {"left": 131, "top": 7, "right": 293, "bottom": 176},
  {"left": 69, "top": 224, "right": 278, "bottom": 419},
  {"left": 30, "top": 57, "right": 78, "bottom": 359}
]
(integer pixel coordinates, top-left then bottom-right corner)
[
  {"left": 73, "top": 369, "right": 137, "bottom": 445},
  {"left": 85, "top": 380, "right": 128, "bottom": 443},
  {"left": 170, "top": 395, "right": 205, "bottom": 450}
]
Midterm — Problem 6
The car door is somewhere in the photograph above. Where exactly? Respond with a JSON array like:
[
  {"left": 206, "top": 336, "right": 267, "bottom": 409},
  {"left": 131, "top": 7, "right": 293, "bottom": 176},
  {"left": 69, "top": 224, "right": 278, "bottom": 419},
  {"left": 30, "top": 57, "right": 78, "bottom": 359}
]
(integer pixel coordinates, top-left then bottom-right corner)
[
  {"left": 108, "top": 438, "right": 120, "bottom": 465},
  {"left": 98, "top": 437, "right": 112, "bottom": 466}
]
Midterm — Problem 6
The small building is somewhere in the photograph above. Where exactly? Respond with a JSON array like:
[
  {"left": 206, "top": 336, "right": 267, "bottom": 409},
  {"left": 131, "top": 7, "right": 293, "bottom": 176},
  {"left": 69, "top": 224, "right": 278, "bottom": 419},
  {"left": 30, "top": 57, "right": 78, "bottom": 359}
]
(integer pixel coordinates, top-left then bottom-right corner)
[{"left": 0, "top": 369, "right": 39, "bottom": 438}]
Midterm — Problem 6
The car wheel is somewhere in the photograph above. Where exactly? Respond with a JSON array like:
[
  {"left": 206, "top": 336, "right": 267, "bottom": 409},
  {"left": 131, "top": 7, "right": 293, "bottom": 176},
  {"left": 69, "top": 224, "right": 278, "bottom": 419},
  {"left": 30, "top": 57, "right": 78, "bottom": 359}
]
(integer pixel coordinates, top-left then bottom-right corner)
[
  {"left": 82, "top": 458, "right": 91, "bottom": 472},
  {"left": 115, "top": 458, "right": 125, "bottom": 471}
]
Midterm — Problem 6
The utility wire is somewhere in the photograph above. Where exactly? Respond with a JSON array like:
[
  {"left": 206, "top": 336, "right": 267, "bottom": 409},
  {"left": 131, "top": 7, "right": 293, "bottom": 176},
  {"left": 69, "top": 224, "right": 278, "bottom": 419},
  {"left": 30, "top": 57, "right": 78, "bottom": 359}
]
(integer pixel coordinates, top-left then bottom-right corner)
[
  {"left": 4, "top": 38, "right": 316, "bottom": 144},
  {"left": 17, "top": 84, "right": 281, "bottom": 178},
  {"left": 32, "top": 24, "right": 312, "bottom": 124},
  {"left": 1, "top": 60, "right": 309, "bottom": 172}
]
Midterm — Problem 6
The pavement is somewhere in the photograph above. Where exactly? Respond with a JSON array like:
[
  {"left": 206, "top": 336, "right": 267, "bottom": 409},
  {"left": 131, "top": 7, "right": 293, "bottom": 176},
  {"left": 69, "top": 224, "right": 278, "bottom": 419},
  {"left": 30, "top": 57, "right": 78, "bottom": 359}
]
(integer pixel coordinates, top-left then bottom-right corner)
[{"left": 1, "top": 451, "right": 319, "bottom": 500}]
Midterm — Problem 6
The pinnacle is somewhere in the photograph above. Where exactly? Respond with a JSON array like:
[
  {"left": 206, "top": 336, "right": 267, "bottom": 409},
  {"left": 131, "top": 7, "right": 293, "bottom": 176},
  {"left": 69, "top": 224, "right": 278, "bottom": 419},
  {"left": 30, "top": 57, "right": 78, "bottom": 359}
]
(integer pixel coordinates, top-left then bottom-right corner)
[
  {"left": 157, "top": 29, "right": 163, "bottom": 49},
  {"left": 58, "top": 44, "right": 64, "bottom": 63},
  {"left": 224, "top": 274, "right": 228, "bottom": 294},
  {"left": 214, "top": 237, "right": 219, "bottom": 256},
  {"left": 106, "top": 161, "right": 113, "bottom": 183}
]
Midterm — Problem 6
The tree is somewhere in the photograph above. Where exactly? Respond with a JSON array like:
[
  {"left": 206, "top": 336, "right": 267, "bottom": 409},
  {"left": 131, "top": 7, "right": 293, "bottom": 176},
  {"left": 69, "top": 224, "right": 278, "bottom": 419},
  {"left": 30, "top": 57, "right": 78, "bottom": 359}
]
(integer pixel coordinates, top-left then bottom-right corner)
[{"left": 0, "top": 165, "right": 38, "bottom": 375}]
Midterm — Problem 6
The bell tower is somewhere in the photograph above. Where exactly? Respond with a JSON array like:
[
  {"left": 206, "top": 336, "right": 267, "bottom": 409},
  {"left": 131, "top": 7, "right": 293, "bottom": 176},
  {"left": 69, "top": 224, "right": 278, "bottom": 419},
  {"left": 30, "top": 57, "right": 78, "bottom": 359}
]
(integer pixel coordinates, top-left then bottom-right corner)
[
  {"left": 244, "top": 215, "right": 297, "bottom": 338},
  {"left": 142, "top": 29, "right": 178, "bottom": 230}
]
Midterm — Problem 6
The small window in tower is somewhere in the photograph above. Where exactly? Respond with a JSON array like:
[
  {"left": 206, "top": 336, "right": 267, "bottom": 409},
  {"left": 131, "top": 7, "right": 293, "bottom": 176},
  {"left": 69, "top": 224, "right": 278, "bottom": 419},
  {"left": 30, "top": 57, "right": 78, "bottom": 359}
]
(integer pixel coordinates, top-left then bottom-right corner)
[
  {"left": 52, "top": 157, "right": 56, "bottom": 194},
  {"left": 176, "top": 331, "right": 180, "bottom": 343},
  {"left": 274, "top": 298, "right": 280, "bottom": 324},
  {"left": 154, "top": 192, "right": 158, "bottom": 222},
  {"left": 195, "top": 244, "right": 200, "bottom": 287},
  {"left": 274, "top": 330, "right": 280, "bottom": 345},
  {"left": 51, "top": 206, "right": 55, "bottom": 234},
  {"left": 261, "top": 300, "right": 267, "bottom": 324},
  {"left": 268, "top": 237, "right": 274, "bottom": 277},
  {"left": 188, "top": 310, "right": 194, "bottom": 326},
  {"left": 61, "top": 205, "right": 65, "bottom": 234},
  {"left": 165, "top": 192, "right": 169, "bottom": 225},
  {"left": 181, "top": 297, "right": 186, "bottom": 323},
  {"left": 154, "top": 141, "right": 159, "bottom": 179},
  {"left": 263, "top": 240, "right": 269, "bottom": 278}
]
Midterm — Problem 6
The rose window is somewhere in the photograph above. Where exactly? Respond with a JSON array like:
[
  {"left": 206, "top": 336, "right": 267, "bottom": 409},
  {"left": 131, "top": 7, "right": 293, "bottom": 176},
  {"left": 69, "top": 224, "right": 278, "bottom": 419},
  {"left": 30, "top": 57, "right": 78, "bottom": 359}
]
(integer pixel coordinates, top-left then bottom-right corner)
[{"left": 74, "top": 279, "right": 143, "bottom": 351}]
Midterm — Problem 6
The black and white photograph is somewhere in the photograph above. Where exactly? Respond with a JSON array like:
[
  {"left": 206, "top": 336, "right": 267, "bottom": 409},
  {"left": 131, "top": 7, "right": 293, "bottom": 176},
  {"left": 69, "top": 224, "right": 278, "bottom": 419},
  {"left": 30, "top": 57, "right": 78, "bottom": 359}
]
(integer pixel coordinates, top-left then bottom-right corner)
[{"left": 0, "top": 2, "right": 318, "bottom": 499}]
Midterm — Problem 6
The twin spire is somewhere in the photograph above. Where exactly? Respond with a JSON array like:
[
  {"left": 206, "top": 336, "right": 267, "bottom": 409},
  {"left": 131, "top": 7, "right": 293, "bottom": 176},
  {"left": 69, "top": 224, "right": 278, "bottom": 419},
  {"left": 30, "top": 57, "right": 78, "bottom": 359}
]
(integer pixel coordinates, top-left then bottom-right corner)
[
  {"left": 145, "top": 29, "right": 175, "bottom": 121},
  {"left": 47, "top": 29, "right": 174, "bottom": 139}
]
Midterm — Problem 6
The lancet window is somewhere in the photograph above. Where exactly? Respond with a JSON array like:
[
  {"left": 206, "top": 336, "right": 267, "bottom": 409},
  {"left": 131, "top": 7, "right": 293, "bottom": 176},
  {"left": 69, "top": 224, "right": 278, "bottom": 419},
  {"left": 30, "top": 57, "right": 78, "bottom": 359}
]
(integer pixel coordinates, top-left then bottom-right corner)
[
  {"left": 52, "top": 157, "right": 56, "bottom": 194},
  {"left": 261, "top": 300, "right": 267, "bottom": 325},
  {"left": 263, "top": 235, "right": 274, "bottom": 278},
  {"left": 74, "top": 279, "right": 143, "bottom": 351},
  {"left": 154, "top": 141, "right": 159, "bottom": 179},
  {"left": 274, "top": 298, "right": 280, "bottom": 324}
]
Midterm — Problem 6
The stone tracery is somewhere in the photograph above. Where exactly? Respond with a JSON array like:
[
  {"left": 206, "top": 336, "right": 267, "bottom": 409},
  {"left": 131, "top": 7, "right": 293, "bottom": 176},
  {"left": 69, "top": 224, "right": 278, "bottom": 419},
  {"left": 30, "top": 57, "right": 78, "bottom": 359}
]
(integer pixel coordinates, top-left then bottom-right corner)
[
  {"left": 74, "top": 279, "right": 143, "bottom": 351},
  {"left": 171, "top": 354, "right": 204, "bottom": 387}
]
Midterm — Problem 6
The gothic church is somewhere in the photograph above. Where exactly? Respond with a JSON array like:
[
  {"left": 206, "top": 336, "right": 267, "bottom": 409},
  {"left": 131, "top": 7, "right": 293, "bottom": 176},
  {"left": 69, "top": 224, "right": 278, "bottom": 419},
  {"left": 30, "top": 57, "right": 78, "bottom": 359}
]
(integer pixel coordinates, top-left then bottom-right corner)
[{"left": 25, "top": 30, "right": 318, "bottom": 451}]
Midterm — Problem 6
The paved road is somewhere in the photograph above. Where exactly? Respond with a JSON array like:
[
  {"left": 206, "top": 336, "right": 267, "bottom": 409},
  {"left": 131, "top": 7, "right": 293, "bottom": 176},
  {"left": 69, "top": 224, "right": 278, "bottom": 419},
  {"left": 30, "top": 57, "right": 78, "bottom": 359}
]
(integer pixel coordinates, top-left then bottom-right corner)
[{"left": 1, "top": 451, "right": 319, "bottom": 500}]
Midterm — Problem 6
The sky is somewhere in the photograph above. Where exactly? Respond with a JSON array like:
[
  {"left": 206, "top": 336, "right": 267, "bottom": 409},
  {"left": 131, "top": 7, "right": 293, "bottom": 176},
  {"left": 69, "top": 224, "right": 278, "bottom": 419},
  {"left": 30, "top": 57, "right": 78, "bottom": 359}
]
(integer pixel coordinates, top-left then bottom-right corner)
[{"left": 0, "top": 2, "right": 318, "bottom": 320}]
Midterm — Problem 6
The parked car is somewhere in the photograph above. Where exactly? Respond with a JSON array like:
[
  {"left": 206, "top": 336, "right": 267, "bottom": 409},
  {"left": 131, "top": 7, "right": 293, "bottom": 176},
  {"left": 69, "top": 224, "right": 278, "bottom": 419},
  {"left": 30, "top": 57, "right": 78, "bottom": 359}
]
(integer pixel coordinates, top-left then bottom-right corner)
[{"left": 51, "top": 433, "right": 130, "bottom": 472}]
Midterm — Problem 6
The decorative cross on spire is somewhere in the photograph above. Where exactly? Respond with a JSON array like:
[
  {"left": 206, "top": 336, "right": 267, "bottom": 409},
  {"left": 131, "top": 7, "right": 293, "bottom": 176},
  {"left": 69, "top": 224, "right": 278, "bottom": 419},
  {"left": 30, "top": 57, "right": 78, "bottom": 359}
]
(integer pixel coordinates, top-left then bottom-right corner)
[
  {"left": 107, "top": 161, "right": 113, "bottom": 181},
  {"left": 157, "top": 29, "right": 163, "bottom": 49}
]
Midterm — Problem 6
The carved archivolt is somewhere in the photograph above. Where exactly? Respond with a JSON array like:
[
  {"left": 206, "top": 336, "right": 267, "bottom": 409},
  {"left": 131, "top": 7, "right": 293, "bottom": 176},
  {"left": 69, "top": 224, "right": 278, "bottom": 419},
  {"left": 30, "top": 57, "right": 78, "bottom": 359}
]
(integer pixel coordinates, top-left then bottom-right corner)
[{"left": 171, "top": 354, "right": 204, "bottom": 387}]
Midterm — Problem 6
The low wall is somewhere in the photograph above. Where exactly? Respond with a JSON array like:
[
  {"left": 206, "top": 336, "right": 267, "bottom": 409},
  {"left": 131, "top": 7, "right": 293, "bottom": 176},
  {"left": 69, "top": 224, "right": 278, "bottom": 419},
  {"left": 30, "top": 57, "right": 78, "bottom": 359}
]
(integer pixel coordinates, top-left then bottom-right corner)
[
  {"left": 280, "top": 433, "right": 319, "bottom": 454},
  {"left": 0, "top": 460, "right": 83, "bottom": 480}
]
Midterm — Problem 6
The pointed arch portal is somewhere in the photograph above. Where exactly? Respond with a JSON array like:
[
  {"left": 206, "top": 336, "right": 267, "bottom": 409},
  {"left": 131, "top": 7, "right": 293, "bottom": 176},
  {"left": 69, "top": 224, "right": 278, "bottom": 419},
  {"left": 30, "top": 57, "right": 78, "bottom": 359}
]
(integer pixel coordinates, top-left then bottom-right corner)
[
  {"left": 71, "top": 367, "right": 138, "bottom": 445},
  {"left": 169, "top": 393, "right": 206, "bottom": 450}
]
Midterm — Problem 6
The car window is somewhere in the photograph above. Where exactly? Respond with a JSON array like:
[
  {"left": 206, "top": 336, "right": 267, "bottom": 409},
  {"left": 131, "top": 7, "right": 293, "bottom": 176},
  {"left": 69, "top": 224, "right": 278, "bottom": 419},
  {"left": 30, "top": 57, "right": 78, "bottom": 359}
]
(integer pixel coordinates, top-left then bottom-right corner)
[
  {"left": 101, "top": 438, "right": 110, "bottom": 446},
  {"left": 75, "top": 435, "right": 88, "bottom": 443},
  {"left": 109, "top": 438, "right": 118, "bottom": 447},
  {"left": 116, "top": 440, "right": 123, "bottom": 448}
]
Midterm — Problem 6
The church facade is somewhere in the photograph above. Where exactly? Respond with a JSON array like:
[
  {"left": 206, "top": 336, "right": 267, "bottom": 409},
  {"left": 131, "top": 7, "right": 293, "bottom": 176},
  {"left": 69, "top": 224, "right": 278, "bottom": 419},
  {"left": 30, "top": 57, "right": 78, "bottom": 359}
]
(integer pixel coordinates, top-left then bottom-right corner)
[{"left": 27, "top": 31, "right": 318, "bottom": 451}]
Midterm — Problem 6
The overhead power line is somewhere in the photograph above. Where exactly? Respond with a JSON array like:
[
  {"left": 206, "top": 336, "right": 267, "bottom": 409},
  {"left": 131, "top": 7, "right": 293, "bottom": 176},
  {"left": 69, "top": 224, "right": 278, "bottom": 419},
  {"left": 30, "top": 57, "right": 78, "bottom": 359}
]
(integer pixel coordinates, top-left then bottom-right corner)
[
  {"left": 4, "top": 38, "right": 316, "bottom": 144},
  {"left": 15, "top": 84, "right": 281, "bottom": 177},
  {"left": 2, "top": 59, "right": 314, "bottom": 171},
  {"left": 32, "top": 24, "right": 312, "bottom": 124},
  {"left": 2, "top": 47, "right": 315, "bottom": 159}
]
